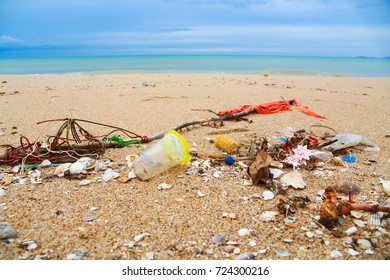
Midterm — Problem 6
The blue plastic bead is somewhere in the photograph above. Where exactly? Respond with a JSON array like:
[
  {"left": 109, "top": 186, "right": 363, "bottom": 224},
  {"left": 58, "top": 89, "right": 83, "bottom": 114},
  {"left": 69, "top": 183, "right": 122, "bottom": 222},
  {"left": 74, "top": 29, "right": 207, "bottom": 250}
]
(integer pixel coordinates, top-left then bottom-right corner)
[
  {"left": 343, "top": 155, "right": 357, "bottom": 163},
  {"left": 224, "top": 155, "right": 235, "bottom": 165}
]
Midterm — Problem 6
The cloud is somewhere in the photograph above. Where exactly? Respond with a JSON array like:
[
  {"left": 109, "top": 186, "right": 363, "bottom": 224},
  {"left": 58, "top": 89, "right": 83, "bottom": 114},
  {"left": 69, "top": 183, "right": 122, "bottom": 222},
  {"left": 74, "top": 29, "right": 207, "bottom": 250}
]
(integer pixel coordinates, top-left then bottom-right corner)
[{"left": 0, "top": 35, "right": 23, "bottom": 44}]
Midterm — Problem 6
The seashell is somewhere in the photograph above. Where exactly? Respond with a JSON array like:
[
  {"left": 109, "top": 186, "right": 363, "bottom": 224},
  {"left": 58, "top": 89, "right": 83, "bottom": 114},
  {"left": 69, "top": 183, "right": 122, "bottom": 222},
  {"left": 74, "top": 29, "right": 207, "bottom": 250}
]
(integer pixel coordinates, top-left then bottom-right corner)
[
  {"left": 55, "top": 163, "right": 71, "bottom": 175},
  {"left": 357, "top": 239, "right": 371, "bottom": 250},
  {"left": 134, "top": 232, "right": 151, "bottom": 243},
  {"left": 70, "top": 161, "right": 84, "bottom": 174},
  {"left": 233, "top": 247, "right": 241, "bottom": 254},
  {"left": 0, "top": 222, "right": 17, "bottom": 239},
  {"left": 107, "top": 162, "right": 119, "bottom": 169},
  {"left": 249, "top": 240, "right": 256, "bottom": 247},
  {"left": 353, "top": 219, "right": 366, "bottom": 228},
  {"left": 274, "top": 249, "right": 289, "bottom": 257},
  {"left": 40, "top": 159, "right": 51, "bottom": 167},
  {"left": 262, "top": 190, "right": 275, "bottom": 200},
  {"left": 330, "top": 250, "right": 343, "bottom": 258},
  {"left": 345, "top": 226, "right": 357, "bottom": 235},
  {"left": 347, "top": 248, "right": 359, "bottom": 256},
  {"left": 243, "top": 179, "right": 253, "bottom": 186},
  {"left": 128, "top": 170, "right": 137, "bottom": 179},
  {"left": 235, "top": 253, "right": 256, "bottom": 260},
  {"left": 228, "top": 213, "right": 238, "bottom": 219},
  {"left": 270, "top": 161, "right": 284, "bottom": 169},
  {"left": 83, "top": 215, "right": 95, "bottom": 221},
  {"left": 269, "top": 168, "right": 284, "bottom": 178},
  {"left": 212, "top": 233, "right": 227, "bottom": 245},
  {"left": 280, "top": 171, "right": 306, "bottom": 189},
  {"left": 197, "top": 190, "right": 205, "bottom": 197},
  {"left": 379, "top": 178, "right": 390, "bottom": 196},
  {"left": 23, "top": 240, "right": 38, "bottom": 250},
  {"left": 157, "top": 183, "right": 173, "bottom": 190},
  {"left": 11, "top": 165, "right": 20, "bottom": 173},
  {"left": 306, "top": 231, "right": 314, "bottom": 238},
  {"left": 351, "top": 210, "right": 364, "bottom": 219},
  {"left": 259, "top": 211, "right": 279, "bottom": 222},
  {"left": 238, "top": 228, "right": 249, "bottom": 236},
  {"left": 3, "top": 175, "right": 13, "bottom": 186},
  {"left": 78, "top": 179, "right": 91, "bottom": 186},
  {"left": 0, "top": 188, "right": 5, "bottom": 196},
  {"left": 125, "top": 154, "right": 138, "bottom": 162},
  {"left": 118, "top": 177, "right": 131, "bottom": 183}
]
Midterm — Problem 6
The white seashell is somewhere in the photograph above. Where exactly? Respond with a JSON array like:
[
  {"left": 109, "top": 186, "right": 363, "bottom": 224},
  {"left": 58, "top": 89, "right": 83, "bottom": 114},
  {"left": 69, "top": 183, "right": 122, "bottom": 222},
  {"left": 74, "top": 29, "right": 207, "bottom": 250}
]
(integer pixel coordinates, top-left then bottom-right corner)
[
  {"left": 213, "top": 171, "right": 221, "bottom": 178},
  {"left": 40, "top": 159, "right": 51, "bottom": 167},
  {"left": 11, "top": 165, "right": 20, "bottom": 173},
  {"left": 262, "top": 190, "right": 275, "bottom": 200},
  {"left": 197, "top": 190, "right": 205, "bottom": 197},
  {"left": 353, "top": 219, "right": 366, "bottom": 228},
  {"left": 243, "top": 179, "right": 253, "bottom": 186},
  {"left": 306, "top": 231, "right": 315, "bottom": 238},
  {"left": 157, "top": 183, "right": 173, "bottom": 190},
  {"left": 330, "top": 250, "right": 343, "bottom": 258},
  {"left": 69, "top": 161, "right": 84, "bottom": 174},
  {"left": 351, "top": 210, "right": 364, "bottom": 219},
  {"left": 238, "top": 228, "right": 249, "bottom": 236},
  {"left": 0, "top": 188, "right": 5, "bottom": 196},
  {"left": 280, "top": 170, "right": 306, "bottom": 189},
  {"left": 259, "top": 211, "right": 279, "bottom": 222},
  {"left": 345, "top": 226, "right": 358, "bottom": 235},
  {"left": 79, "top": 180, "right": 91, "bottom": 186},
  {"left": 134, "top": 233, "right": 151, "bottom": 243},
  {"left": 357, "top": 239, "right": 371, "bottom": 250},
  {"left": 125, "top": 154, "right": 138, "bottom": 162},
  {"left": 347, "top": 248, "right": 359, "bottom": 256},
  {"left": 269, "top": 168, "right": 284, "bottom": 178},
  {"left": 365, "top": 249, "right": 374, "bottom": 255},
  {"left": 128, "top": 170, "right": 137, "bottom": 179},
  {"left": 249, "top": 240, "right": 256, "bottom": 247},
  {"left": 379, "top": 178, "right": 390, "bottom": 196}
]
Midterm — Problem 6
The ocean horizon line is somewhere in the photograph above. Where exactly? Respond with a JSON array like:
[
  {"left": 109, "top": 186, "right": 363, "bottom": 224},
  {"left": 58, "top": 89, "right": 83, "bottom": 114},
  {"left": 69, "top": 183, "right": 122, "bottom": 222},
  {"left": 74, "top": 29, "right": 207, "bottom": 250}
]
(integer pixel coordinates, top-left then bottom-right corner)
[{"left": 0, "top": 54, "right": 389, "bottom": 77}]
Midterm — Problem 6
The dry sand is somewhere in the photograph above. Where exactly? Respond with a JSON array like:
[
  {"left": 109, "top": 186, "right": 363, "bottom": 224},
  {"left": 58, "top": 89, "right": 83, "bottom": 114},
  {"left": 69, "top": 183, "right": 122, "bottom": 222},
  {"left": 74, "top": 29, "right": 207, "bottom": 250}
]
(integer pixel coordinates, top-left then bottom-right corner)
[{"left": 0, "top": 73, "right": 389, "bottom": 260}]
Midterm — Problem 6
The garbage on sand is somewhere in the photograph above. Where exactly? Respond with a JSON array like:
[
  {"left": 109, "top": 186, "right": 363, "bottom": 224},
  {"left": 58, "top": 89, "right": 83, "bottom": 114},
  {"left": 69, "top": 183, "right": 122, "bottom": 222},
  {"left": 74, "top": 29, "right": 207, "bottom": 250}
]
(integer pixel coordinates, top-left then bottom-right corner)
[{"left": 319, "top": 187, "right": 390, "bottom": 229}]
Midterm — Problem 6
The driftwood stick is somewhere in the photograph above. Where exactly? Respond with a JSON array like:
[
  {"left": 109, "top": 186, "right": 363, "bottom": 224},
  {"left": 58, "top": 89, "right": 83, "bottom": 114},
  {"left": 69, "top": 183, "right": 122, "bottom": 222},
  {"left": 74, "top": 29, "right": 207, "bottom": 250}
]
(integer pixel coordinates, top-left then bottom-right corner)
[{"left": 147, "top": 108, "right": 257, "bottom": 142}]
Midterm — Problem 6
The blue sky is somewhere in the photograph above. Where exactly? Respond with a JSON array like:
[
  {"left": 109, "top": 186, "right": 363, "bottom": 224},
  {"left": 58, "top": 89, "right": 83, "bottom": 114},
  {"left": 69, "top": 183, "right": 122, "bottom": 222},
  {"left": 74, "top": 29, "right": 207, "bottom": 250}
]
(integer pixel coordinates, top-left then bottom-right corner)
[{"left": 1, "top": 0, "right": 389, "bottom": 57}]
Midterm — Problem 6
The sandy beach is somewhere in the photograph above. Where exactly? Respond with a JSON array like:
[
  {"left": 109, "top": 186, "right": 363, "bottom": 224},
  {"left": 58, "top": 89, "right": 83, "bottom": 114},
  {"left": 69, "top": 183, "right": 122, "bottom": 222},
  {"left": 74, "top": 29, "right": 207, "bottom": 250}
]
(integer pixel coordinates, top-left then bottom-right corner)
[{"left": 0, "top": 73, "right": 389, "bottom": 260}]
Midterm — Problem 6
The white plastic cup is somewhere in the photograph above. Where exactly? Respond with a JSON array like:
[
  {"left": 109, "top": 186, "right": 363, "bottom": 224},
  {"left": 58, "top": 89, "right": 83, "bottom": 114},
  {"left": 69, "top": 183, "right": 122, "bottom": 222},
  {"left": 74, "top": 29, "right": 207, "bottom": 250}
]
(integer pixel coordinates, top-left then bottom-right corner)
[{"left": 133, "top": 130, "right": 191, "bottom": 180}]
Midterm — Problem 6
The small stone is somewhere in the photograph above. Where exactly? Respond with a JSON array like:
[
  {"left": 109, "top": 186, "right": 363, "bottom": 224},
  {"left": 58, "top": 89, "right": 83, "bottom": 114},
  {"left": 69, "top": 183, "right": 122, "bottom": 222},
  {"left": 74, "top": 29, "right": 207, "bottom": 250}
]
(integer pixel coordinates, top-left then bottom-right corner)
[
  {"left": 0, "top": 222, "right": 17, "bottom": 239},
  {"left": 235, "top": 253, "right": 256, "bottom": 260},
  {"left": 249, "top": 240, "right": 256, "bottom": 247},
  {"left": 357, "top": 239, "right": 371, "bottom": 250},
  {"left": 118, "top": 176, "right": 131, "bottom": 183},
  {"left": 284, "top": 239, "right": 293, "bottom": 243},
  {"left": 0, "top": 188, "right": 5, "bottom": 196},
  {"left": 128, "top": 171, "right": 137, "bottom": 179},
  {"left": 345, "top": 226, "right": 357, "bottom": 235}
]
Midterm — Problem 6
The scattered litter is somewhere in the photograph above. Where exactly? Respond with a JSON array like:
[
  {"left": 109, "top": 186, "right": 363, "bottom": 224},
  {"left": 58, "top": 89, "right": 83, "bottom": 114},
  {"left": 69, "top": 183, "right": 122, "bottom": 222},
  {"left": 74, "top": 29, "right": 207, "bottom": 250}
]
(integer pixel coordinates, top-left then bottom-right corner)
[{"left": 325, "top": 134, "right": 380, "bottom": 152}]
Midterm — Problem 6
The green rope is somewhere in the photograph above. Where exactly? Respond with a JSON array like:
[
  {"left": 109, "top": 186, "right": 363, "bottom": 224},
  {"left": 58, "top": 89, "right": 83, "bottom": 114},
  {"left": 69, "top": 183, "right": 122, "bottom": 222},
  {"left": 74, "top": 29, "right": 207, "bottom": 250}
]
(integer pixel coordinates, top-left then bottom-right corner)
[{"left": 105, "top": 135, "right": 142, "bottom": 148}]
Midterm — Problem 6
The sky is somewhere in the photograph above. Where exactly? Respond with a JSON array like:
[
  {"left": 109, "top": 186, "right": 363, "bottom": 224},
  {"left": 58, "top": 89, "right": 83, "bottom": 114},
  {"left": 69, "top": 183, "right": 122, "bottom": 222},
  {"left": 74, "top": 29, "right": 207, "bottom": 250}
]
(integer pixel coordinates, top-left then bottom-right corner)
[{"left": 1, "top": 0, "right": 390, "bottom": 57}]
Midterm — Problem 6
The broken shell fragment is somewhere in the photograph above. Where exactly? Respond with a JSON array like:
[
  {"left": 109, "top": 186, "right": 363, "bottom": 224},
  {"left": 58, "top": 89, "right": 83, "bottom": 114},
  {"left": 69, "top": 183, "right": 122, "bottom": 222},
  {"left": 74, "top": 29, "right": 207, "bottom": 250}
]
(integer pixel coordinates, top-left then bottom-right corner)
[
  {"left": 54, "top": 163, "right": 72, "bottom": 175},
  {"left": 212, "top": 233, "right": 227, "bottom": 245},
  {"left": 259, "top": 211, "right": 279, "bottom": 222},
  {"left": 280, "top": 171, "right": 306, "bottom": 189},
  {"left": 379, "top": 178, "right": 390, "bottom": 196}
]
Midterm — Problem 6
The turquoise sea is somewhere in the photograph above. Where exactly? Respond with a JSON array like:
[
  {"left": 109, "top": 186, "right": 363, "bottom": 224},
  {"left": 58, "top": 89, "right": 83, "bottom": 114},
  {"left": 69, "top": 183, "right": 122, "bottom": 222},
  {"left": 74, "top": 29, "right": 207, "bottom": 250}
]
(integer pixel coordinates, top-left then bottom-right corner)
[{"left": 0, "top": 55, "right": 389, "bottom": 77}]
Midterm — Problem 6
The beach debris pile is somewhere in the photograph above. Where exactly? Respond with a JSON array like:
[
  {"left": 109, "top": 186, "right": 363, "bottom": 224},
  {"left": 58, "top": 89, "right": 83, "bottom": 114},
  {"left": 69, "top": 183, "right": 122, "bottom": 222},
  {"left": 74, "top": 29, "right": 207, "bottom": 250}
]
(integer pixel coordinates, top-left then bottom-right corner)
[{"left": 1, "top": 100, "right": 390, "bottom": 260}]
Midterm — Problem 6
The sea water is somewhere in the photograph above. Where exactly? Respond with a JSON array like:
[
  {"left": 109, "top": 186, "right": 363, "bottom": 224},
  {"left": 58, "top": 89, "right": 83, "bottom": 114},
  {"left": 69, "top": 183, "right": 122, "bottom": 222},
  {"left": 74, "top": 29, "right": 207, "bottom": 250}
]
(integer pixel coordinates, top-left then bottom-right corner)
[{"left": 0, "top": 55, "right": 389, "bottom": 77}]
